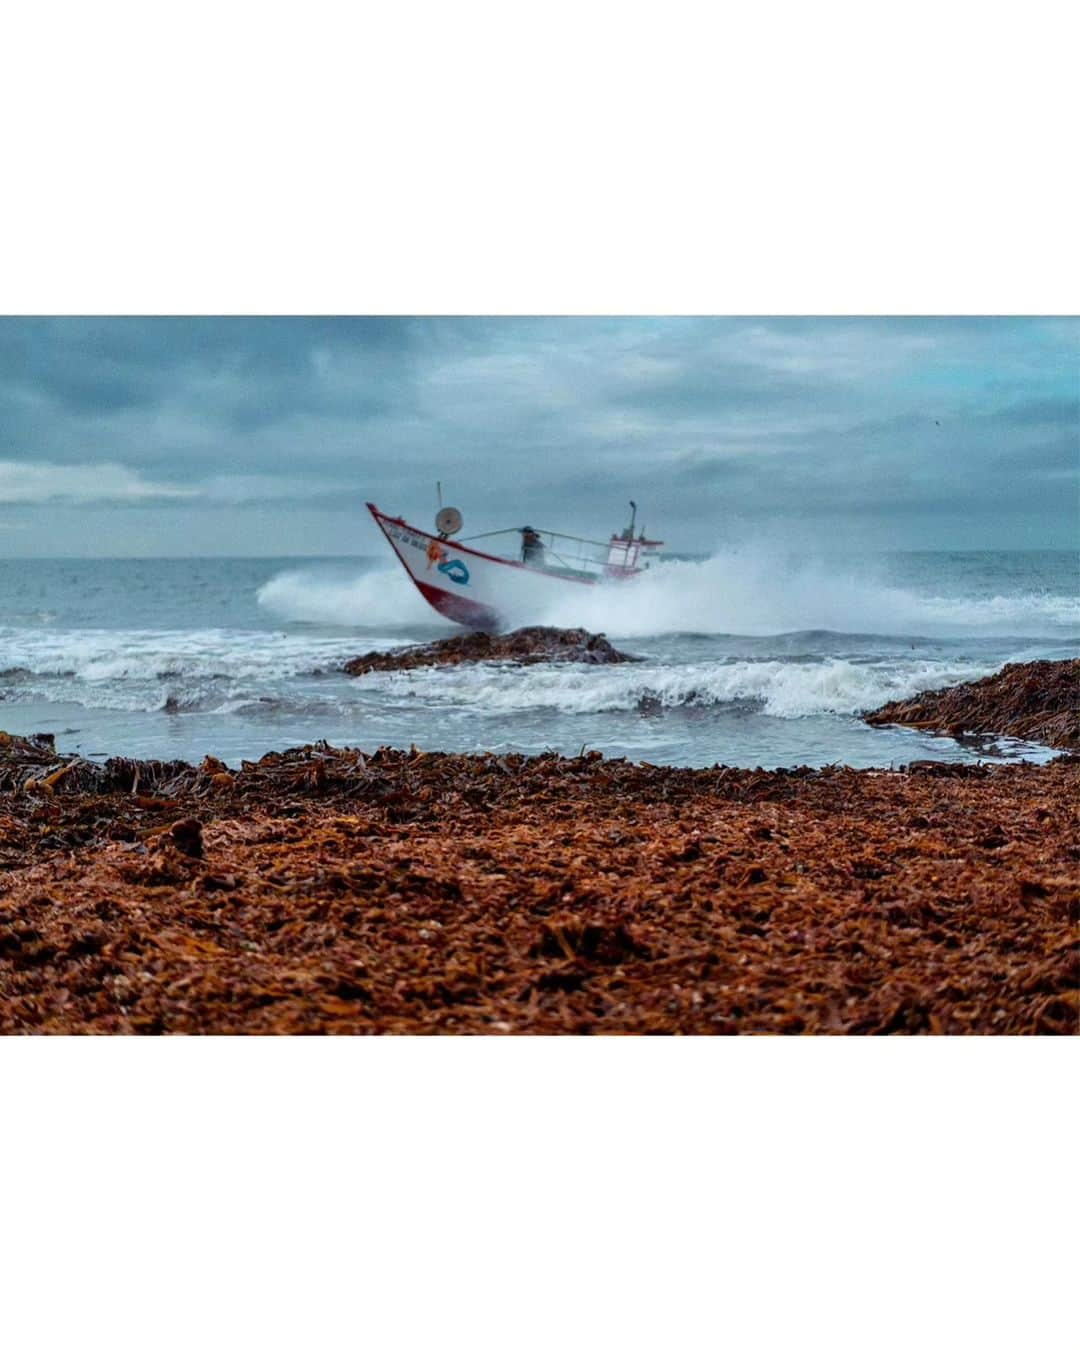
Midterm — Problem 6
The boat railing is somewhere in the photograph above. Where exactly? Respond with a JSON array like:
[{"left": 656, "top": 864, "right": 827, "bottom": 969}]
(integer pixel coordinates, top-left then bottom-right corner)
[{"left": 459, "top": 526, "right": 618, "bottom": 575}]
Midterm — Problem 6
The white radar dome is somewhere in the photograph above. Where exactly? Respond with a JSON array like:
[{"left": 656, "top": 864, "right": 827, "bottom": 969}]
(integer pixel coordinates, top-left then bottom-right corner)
[{"left": 435, "top": 506, "right": 463, "bottom": 536}]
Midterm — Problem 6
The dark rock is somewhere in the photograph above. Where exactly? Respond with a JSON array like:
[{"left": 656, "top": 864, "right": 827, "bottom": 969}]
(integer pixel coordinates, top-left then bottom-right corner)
[{"left": 342, "top": 626, "right": 639, "bottom": 676}]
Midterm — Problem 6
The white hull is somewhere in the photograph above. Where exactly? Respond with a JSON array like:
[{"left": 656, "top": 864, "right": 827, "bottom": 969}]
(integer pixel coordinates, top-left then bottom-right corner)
[{"left": 368, "top": 504, "right": 595, "bottom": 631}]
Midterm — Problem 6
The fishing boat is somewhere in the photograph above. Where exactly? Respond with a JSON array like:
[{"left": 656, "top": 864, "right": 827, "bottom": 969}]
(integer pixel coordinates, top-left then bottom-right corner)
[{"left": 367, "top": 499, "right": 663, "bottom": 631}]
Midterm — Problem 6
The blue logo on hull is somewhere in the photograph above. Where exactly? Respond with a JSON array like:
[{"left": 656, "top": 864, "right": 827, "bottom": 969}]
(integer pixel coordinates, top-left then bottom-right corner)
[{"left": 437, "top": 558, "right": 470, "bottom": 585}]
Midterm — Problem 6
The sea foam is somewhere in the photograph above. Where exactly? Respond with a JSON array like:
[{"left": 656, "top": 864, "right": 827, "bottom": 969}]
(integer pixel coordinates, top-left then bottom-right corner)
[
  {"left": 536, "top": 550, "right": 1080, "bottom": 639},
  {"left": 353, "top": 656, "right": 1000, "bottom": 719},
  {"left": 256, "top": 550, "right": 1080, "bottom": 640}
]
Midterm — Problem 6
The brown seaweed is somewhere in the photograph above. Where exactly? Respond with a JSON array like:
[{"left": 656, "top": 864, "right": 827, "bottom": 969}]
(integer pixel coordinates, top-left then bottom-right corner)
[
  {"left": 1, "top": 730, "right": 1076, "bottom": 1034},
  {"left": 865, "top": 659, "right": 1079, "bottom": 750}
]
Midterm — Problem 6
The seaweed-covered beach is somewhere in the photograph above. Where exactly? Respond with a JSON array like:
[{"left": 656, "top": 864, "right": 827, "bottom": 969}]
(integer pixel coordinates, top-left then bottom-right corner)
[
  {"left": 2, "top": 648, "right": 1076, "bottom": 1035},
  {"left": 1, "top": 716, "right": 1076, "bottom": 1033}
]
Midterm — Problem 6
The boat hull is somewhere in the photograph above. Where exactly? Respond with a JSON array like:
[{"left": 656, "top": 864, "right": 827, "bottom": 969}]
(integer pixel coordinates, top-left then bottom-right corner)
[{"left": 367, "top": 504, "right": 594, "bottom": 631}]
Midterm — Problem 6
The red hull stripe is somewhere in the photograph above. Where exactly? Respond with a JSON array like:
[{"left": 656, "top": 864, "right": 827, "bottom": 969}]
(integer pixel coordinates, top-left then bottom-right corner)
[{"left": 414, "top": 580, "right": 499, "bottom": 630}]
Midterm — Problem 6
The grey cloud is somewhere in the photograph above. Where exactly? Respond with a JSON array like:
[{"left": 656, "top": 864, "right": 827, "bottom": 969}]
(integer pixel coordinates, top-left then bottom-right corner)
[
  {"left": 0, "top": 317, "right": 1076, "bottom": 555},
  {"left": 0, "top": 459, "right": 198, "bottom": 504},
  {"left": 985, "top": 396, "right": 1079, "bottom": 429}
]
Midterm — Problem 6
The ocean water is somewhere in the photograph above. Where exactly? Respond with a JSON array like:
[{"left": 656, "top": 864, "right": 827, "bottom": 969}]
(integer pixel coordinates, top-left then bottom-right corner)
[{"left": 0, "top": 549, "right": 1076, "bottom": 769}]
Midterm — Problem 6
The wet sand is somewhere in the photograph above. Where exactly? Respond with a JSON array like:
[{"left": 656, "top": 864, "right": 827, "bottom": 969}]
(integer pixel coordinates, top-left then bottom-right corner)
[{"left": 1, "top": 735, "right": 1076, "bottom": 1034}]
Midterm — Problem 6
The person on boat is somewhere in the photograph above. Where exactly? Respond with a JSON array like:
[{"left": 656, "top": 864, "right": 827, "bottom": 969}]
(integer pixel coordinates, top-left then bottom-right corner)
[{"left": 521, "top": 526, "right": 545, "bottom": 566}]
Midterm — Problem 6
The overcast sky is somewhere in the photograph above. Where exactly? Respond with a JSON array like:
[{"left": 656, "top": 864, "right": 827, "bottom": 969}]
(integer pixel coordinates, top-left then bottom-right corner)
[{"left": 0, "top": 316, "right": 1076, "bottom": 557}]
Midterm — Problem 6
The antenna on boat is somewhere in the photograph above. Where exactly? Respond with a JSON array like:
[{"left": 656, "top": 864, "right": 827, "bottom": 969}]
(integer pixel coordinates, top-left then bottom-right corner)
[
  {"left": 628, "top": 500, "right": 637, "bottom": 539},
  {"left": 434, "top": 481, "right": 463, "bottom": 536}
]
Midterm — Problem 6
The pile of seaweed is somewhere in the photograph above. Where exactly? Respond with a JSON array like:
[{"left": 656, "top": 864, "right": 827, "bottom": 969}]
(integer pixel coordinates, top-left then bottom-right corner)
[
  {"left": 1, "top": 728, "right": 1076, "bottom": 1034},
  {"left": 0, "top": 730, "right": 199, "bottom": 799},
  {"left": 865, "top": 659, "right": 1079, "bottom": 750},
  {"left": 342, "top": 625, "right": 637, "bottom": 675}
]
